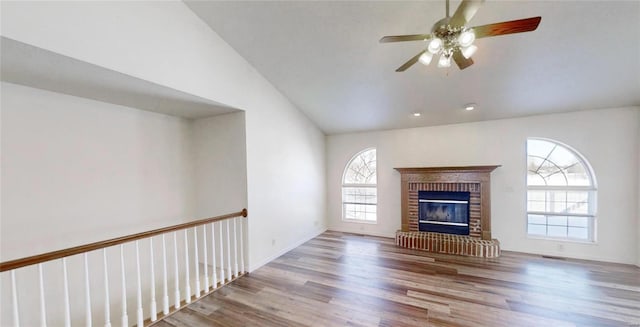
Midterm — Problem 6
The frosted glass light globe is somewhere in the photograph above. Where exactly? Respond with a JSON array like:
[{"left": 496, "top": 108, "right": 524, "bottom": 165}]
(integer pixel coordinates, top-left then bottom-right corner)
[
  {"left": 419, "top": 52, "right": 433, "bottom": 65},
  {"left": 458, "top": 30, "right": 475, "bottom": 47},
  {"left": 427, "top": 38, "right": 443, "bottom": 54}
]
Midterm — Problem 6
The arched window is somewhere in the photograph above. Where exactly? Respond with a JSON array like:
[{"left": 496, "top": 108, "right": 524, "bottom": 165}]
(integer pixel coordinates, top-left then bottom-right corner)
[
  {"left": 342, "top": 148, "right": 377, "bottom": 222},
  {"left": 526, "top": 138, "right": 597, "bottom": 241}
]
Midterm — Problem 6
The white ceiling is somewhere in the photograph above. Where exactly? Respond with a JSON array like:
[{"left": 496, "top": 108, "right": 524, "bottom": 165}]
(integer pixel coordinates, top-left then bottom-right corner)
[
  {"left": 186, "top": 1, "right": 640, "bottom": 134},
  {"left": 1, "top": 37, "right": 238, "bottom": 119}
]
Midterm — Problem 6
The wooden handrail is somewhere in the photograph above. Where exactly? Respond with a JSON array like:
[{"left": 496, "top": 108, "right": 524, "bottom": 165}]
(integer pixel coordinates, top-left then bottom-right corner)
[{"left": 0, "top": 208, "right": 248, "bottom": 272}]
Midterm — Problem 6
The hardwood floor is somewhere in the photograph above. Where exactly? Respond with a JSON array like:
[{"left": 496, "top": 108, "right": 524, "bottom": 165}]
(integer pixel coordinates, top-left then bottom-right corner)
[{"left": 156, "top": 231, "right": 640, "bottom": 327}]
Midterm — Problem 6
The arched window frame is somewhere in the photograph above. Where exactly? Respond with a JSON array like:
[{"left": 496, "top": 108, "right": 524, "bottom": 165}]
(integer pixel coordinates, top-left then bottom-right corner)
[
  {"left": 526, "top": 138, "right": 597, "bottom": 242},
  {"left": 342, "top": 148, "right": 377, "bottom": 223}
]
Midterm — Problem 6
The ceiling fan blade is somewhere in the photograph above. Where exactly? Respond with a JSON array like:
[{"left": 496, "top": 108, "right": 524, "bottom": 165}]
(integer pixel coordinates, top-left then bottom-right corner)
[
  {"left": 396, "top": 50, "right": 426, "bottom": 72},
  {"left": 473, "top": 17, "right": 542, "bottom": 39},
  {"left": 452, "top": 49, "right": 474, "bottom": 70},
  {"left": 450, "top": 0, "right": 485, "bottom": 27},
  {"left": 380, "top": 34, "right": 431, "bottom": 43}
]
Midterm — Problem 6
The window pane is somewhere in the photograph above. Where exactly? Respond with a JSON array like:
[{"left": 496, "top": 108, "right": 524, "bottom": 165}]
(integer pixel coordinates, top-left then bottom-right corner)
[
  {"left": 527, "top": 201, "right": 545, "bottom": 212},
  {"left": 343, "top": 149, "right": 376, "bottom": 184},
  {"left": 527, "top": 139, "right": 594, "bottom": 187},
  {"left": 342, "top": 148, "right": 377, "bottom": 222},
  {"left": 568, "top": 227, "right": 588, "bottom": 240},
  {"left": 526, "top": 139, "right": 596, "bottom": 241},
  {"left": 568, "top": 216, "right": 588, "bottom": 228},
  {"left": 566, "top": 191, "right": 590, "bottom": 214},
  {"left": 528, "top": 214, "right": 546, "bottom": 225},
  {"left": 343, "top": 189, "right": 355, "bottom": 203},
  {"left": 527, "top": 139, "right": 556, "bottom": 158},
  {"left": 344, "top": 203, "right": 356, "bottom": 219},
  {"left": 528, "top": 224, "right": 547, "bottom": 236},
  {"left": 565, "top": 163, "right": 590, "bottom": 186},
  {"left": 548, "top": 225, "right": 567, "bottom": 237},
  {"left": 343, "top": 187, "right": 376, "bottom": 204},
  {"left": 527, "top": 190, "right": 546, "bottom": 212},
  {"left": 343, "top": 202, "right": 377, "bottom": 222},
  {"left": 365, "top": 211, "right": 376, "bottom": 221},
  {"left": 528, "top": 190, "right": 546, "bottom": 201},
  {"left": 547, "top": 146, "right": 579, "bottom": 171},
  {"left": 548, "top": 191, "right": 568, "bottom": 213},
  {"left": 547, "top": 216, "right": 567, "bottom": 226},
  {"left": 545, "top": 171, "right": 568, "bottom": 186}
]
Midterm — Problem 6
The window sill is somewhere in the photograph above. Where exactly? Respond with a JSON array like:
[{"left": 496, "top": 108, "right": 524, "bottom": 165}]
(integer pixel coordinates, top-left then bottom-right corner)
[
  {"left": 526, "top": 235, "right": 597, "bottom": 245},
  {"left": 342, "top": 219, "right": 378, "bottom": 225}
]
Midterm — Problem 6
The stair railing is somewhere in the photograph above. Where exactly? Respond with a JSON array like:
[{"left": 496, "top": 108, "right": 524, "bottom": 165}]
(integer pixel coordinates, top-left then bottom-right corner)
[{"left": 0, "top": 208, "right": 248, "bottom": 327}]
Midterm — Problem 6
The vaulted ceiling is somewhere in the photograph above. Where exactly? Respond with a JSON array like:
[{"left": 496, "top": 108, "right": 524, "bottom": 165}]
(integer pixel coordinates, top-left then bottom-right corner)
[{"left": 186, "top": 1, "right": 640, "bottom": 134}]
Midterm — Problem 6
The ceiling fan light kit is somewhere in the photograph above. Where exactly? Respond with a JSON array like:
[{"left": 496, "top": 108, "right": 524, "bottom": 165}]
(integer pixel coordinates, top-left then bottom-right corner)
[
  {"left": 458, "top": 30, "right": 475, "bottom": 47},
  {"left": 419, "top": 52, "right": 433, "bottom": 65},
  {"left": 461, "top": 45, "right": 477, "bottom": 59},
  {"left": 380, "top": 0, "right": 541, "bottom": 72},
  {"left": 438, "top": 54, "right": 452, "bottom": 68}
]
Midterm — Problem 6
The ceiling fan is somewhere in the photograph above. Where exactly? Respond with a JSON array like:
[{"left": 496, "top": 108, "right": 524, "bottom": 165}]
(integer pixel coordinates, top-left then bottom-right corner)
[{"left": 380, "top": 0, "right": 541, "bottom": 71}]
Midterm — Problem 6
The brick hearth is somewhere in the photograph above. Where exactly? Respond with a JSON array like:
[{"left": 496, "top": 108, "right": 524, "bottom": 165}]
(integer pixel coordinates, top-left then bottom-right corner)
[
  {"left": 394, "top": 166, "right": 500, "bottom": 258},
  {"left": 396, "top": 231, "right": 500, "bottom": 258}
]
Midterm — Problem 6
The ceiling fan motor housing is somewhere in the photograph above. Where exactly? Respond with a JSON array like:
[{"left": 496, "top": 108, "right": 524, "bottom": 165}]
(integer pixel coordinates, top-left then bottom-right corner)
[
  {"left": 432, "top": 17, "right": 453, "bottom": 34},
  {"left": 431, "top": 17, "right": 466, "bottom": 56}
]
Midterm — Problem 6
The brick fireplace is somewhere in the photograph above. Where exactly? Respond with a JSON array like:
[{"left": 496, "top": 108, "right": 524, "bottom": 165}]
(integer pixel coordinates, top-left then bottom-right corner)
[{"left": 394, "top": 166, "right": 501, "bottom": 258}]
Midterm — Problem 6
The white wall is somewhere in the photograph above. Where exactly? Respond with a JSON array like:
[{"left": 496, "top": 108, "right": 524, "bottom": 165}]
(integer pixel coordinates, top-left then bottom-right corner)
[
  {"left": 1, "top": 0, "right": 326, "bottom": 271},
  {"left": 192, "top": 112, "right": 248, "bottom": 276},
  {"left": 244, "top": 94, "right": 327, "bottom": 270},
  {"left": 1, "top": 82, "right": 194, "bottom": 261},
  {"left": 0, "top": 82, "right": 196, "bottom": 326},
  {"left": 192, "top": 112, "right": 247, "bottom": 218},
  {"left": 327, "top": 107, "right": 640, "bottom": 264}
]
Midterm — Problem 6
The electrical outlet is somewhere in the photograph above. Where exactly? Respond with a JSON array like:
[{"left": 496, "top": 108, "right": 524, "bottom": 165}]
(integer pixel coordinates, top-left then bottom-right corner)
[
  {"left": 271, "top": 239, "right": 276, "bottom": 246},
  {"left": 557, "top": 244, "right": 564, "bottom": 252}
]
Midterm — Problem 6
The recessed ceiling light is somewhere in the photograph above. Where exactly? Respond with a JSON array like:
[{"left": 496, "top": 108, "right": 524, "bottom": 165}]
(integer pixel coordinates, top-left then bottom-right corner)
[
  {"left": 413, "top": 112, "right": 421, "bottom": 117},
  {"left": 464, "top": 103, "right": 476, "bottom": 111}
]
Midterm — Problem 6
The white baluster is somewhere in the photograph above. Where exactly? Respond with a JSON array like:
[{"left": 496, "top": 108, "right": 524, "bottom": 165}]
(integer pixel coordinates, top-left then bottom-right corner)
[
  {"left": 233, "top": 218, "right": 239, "bottom": 277},
  {"left": 193, "top": 227, "right": 201, "bottom": 298},
  {"left": 210, "top": 223, "right": 217, "bottom": 288},
  {"left": 120, "top": 245, "right": 128, "bottom": 327},
  {"left": 10, "top": 270, "right": 19, "bottom": 327},
  {"left": 218, "top": 221, "right": 225, "bottom": 283},
  {"left": 161, "top": 234, "right": 169, "bottom": 315},
  {"left": 135, "top": 241, "right": 143, "bottom": 327},
  {"left": 149, "top": 238, "right": 157, "bottom": 322},
  {"left": 184, "top": 229, "right": 191, "bottom": 304},
  {"left": 38, "top": 263, "right": 46, "bottom": 327},
  {"left": 84, "top": 253, "right": 92, "bottom": 327},
  {"left": 62, "top": 258, "right": 71, "bottom": 327},
  {"left": 226, "top": 220, "right": 232, "bottom": 279},
  {"left": 103, "top": 249, "right": 111, "bottom": 327},
  {"left": 202, "top": 225, "right": 209, "bottom": 292},
  {"left": 239, "top": 217, "right": 245, "bottom": 274},
  {"left": 172, "top": 232, "right": 180, "bottom": 309}
]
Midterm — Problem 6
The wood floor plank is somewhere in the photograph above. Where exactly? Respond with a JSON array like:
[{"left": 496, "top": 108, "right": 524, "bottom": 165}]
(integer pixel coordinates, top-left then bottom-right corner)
[{"left": 156, "top": 231, "right": 640, "bottom": 327}]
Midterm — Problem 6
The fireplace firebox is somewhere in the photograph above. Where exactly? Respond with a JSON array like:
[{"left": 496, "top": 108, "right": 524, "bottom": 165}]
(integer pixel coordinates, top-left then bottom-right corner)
[{"left": 418, "top": 191, "right": 470, "bottom": 235}]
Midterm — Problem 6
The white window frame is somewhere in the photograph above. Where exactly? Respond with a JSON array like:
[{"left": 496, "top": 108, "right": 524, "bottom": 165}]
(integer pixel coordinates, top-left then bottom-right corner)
[
  {"left": 526, "top": 138, "right": 597, "bottom": 242},
  {"left": 342, "top": 148, "right": 377, "bottom": 224}
]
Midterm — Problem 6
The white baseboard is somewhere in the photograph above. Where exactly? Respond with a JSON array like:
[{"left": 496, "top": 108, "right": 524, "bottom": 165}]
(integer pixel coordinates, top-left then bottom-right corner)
[{"left": 248, "top": 227, "right": 328, "bottom": 272}]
